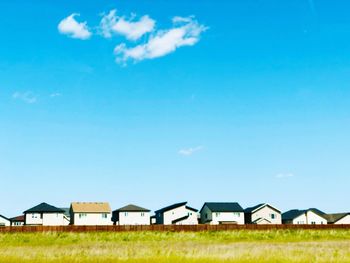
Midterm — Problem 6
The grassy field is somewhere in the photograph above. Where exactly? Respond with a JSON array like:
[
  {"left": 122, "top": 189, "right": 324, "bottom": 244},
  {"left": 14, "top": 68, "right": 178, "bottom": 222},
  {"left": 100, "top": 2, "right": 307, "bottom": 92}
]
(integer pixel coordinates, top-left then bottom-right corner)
[{"left": 1, "top": 230, "right": 350, "bottom": 262}]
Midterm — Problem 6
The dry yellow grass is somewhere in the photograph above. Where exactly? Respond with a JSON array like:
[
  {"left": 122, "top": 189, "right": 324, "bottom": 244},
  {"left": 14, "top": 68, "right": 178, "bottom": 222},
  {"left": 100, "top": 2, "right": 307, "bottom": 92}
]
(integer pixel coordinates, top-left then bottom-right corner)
[{"left": 0, "top": 230, "right": 350, "bottom": 262}]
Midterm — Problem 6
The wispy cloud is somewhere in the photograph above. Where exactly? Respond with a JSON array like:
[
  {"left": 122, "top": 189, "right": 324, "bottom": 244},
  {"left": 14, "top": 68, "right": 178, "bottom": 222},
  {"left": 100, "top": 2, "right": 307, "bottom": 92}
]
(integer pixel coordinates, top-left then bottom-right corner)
[
  {"left": 12, "top": 91, "right": 37, "bottom": 104},
  {"left": 178, "top": 146, "right": 203, "bottom": 156},
  {"left": 58, "top": 14, "right": 92, "bottom": 40},
  {"left": 276, "top": 173, "right": 295, "bottom": 179},
  {"left": 50, "top": 92, "right": 62, "bottom": 98},
  {"left": 100, "top": 10, "right": 155, "bottom": 40},
  {"left": 114, "top": 16, "right": 207, "bottom": 64}
]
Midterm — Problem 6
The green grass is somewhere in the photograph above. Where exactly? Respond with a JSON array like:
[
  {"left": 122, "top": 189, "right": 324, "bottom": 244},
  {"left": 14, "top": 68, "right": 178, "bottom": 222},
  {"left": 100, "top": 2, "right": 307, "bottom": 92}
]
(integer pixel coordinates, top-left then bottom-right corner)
[{"left": 1, "top": 230, "right": 350, "bottom": 262}]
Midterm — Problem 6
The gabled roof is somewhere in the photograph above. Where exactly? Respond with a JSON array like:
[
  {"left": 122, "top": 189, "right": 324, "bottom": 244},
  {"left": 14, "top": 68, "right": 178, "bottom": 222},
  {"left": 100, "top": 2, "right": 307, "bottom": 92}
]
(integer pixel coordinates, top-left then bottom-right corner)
[
  {"left": 324, "top": 213, "right": 350, "bottom": 224},
  {"left": 186, "top": 206, "right": 198, "bottom": 212},
  {"left": 10, "top": 215, "right": 24, "bottom": 222},
  {"left": 282, "top": 210, "right": 304, "bottom": 220},
  {"left": 245, "top": 203, "right": 281, "bottom": 214},
  {"left": 282, "top": 208, "right": 327, "bottom": 221},
  {"left": 201, "top": 202, "right": 244, "bottom": 213},
  {"left": 155, "top": 202, "right": 187, "bottom": 214},
  {"left": 114, "top": 204, "right": 150, "bottom": 212},
  {"left": 24, "top": 203, "right": 64, "bottom": 214},
  {"left": 252, "top": 217, "right": 272, "bottom": 224},
  {"left": 71, "top": 202, "right": 111, "bottom": 213}
]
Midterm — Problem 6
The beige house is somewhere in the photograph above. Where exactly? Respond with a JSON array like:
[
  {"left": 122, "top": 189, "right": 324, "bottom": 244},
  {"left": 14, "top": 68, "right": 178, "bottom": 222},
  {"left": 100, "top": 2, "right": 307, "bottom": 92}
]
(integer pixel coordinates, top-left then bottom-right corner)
[
  {"left": 70, "top": 202, "right": 112, "bottom": 226},
  {"left": 200, "top": 202, "right": 245, "bottom": 225},
  {"left": 282, "top": 208, "right": 327, "bottom": 224},
  {"left": 112, "top": 204, "right": 150, "bottom": 225},
  {"left": 155, "top": 202, "right": 198, "bottom": 225},
  {"left": 23, "top": 203, "right": 66, "bottom": 226},
  {"left": 0, "top": 214, "right": 10, "bottom": 227},
  {"left": 324, "top": 213, "right": 350, "bottom": 224},
  {"left": 245, "top": 203, "right": 282, "bottom": 224}
]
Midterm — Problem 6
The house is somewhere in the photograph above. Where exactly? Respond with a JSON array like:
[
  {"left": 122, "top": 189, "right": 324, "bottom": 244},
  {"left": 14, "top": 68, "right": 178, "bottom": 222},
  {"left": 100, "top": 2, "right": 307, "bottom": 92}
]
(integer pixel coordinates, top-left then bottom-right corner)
[
  {"left": 112, "top": 204, "right": 150, "bottom": 225},
  {"left": 23, "top": 202, "right": 66, "bottom": 226},
  {"left": 155, "top": 202, "right": 198, "bottom": 225},
  {"left": 0, "top": 214, "right": 10, "bottom": 227},
  {"left": 324, "top": 213, "right": 350, "bottom": 224},
  {"left": 282, "top": 208, "right": 327, "bottom": 224},
  {"left": 10, "top": 215, "right": 25, "bottom": 226},
  {"left": 244, "top": 203, "right": 282, "bottom": 224},
  {"left": 70, "top": 202, "right": 112, "bottom": 225},
  {"left": 200, "top": 202, "right": 244, "bottom": 225}
]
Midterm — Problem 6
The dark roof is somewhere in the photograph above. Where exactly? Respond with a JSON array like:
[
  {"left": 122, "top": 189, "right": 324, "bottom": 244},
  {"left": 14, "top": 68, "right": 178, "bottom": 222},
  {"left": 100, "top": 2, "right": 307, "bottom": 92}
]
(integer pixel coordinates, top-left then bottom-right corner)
[
  {"left": 186, "top": 206, "right": 198, "bottom": 212},
  {"left": 245, "top": 203, "right": 265, "bottom": 213},
  {"left": 114, "top": 204, "right": 150, "bottom": 212},
  {"left": 282, "top": 208, "right": 326, "bottom": 220},
  {"left": 172, "top": 215, "right": 189, "bottom": 224},
  {"left": 324, "top": 213, "right": 350, "bottom": 224},
  {"left": 201, "top": 202, "right": 244, "bottom": 213},
  {"left": 155, "top": 202, "right": 187, "bottom": 214},
  {"left": 10, "top": 215, "right": 24, "bottom": 222},
  {"left": 24, "top": 203, "right": 64, "bottom": 214},
  {"left": 245, "top": 203, "right": 281, "bottom": 214}
]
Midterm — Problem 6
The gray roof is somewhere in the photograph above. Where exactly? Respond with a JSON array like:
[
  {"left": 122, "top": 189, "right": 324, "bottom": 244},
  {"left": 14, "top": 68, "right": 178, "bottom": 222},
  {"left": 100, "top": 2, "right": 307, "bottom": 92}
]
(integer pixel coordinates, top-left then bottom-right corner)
[
  {"left": 115, "top": 204, "right": 150, "bottom": 212},
  {"left": 201, "top": 202, "right": 244, "bottom": 213},
  {"left": 282, "top": 208, "right": 326, "bottom": 221},
  {"left": 24, "top": 203, "right": 64, "bottom": 214},
  {"left": 245, "top": 203, "right": 281, "bottom": 213},
  {"left": 155, "top": 202, "right": 188, "bottom": 214},
  {"left": 324, "top": 213, "right": 350, "bottom": 224}
]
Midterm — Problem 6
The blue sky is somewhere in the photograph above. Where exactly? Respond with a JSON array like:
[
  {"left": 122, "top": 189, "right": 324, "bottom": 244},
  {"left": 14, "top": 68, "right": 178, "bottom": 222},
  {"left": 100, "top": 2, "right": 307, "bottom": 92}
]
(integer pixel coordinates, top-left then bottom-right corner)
[{"left": 1, "top": 0, "right": 350, "bottom": 216}]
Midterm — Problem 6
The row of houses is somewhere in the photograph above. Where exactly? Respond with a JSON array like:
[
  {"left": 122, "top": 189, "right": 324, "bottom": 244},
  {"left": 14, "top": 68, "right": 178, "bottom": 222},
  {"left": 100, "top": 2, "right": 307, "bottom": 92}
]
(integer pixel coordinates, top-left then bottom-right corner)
[{"left": 1, "top": 201, "right": 349, "bottom": 227}]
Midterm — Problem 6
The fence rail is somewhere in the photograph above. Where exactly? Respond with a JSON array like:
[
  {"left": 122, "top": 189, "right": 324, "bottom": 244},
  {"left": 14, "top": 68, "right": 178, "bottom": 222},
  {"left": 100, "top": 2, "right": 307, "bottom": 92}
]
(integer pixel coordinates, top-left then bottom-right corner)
[{"left": 1, "top": 224, "right": 350, "bottom": 233}]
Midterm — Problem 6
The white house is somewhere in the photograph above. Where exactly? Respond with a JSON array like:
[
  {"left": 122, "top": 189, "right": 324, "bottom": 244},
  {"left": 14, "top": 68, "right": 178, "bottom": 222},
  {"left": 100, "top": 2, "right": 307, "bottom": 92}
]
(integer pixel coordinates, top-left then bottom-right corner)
[
  {"left": 10, "top": 215, "right": 25, "bottom": 226},
  {"left": 112, "top": 204, "right": 150, "bottom": 225},
  {"left": 282, "top": 208, "right": 327, "bottom": 224},
  {"left": 324, "top": 213, "right": 350, "bottom": 224},
  {"left": 245, "top": 203, "right": 282, "bottom": 224},
  {"left": 155, "top": 202, "right": 198, "bottom": 225},
  {"left": 200, "top": 202, "right": 245, "bottom": 225},
  {"left": 0, "top": 214, "right": 10, "bottom": 227},
  {"left": 23, "top": 203, "right": 66, "bottom": 226},
  {"left": 70, "top": 202, "right": 112, "bottom": 226}
]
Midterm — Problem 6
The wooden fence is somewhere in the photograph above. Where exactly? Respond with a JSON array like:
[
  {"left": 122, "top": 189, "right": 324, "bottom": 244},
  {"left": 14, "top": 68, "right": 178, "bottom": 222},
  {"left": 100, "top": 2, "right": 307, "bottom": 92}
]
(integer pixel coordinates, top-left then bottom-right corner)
[{"left": 1, "top": 224, "right": 350, "bottom": 233}]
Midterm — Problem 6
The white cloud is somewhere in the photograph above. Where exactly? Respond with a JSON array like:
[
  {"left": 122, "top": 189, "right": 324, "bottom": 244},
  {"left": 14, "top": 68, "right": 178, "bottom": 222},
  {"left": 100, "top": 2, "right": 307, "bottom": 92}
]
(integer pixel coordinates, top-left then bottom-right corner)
[
  {"left": 178, "top": 146, "right": 203, "bottom": 156},
  {"left": 50, "top": 92, "right": 62, "bottom": 98},
  {"left": 99, "top": 10, "right": 155, "bottom": 40},
  {"left": 114, "top": 16, "right": 207, "bottom": 64},
  {"left": 276, "top": 173, "right": 295, "bottom": 179},
  {"left": 58, "top": 14, "right": 92, "bottom": 40},
  {"left": 12, "top": 91, "right": 37, "bottom": 104}
]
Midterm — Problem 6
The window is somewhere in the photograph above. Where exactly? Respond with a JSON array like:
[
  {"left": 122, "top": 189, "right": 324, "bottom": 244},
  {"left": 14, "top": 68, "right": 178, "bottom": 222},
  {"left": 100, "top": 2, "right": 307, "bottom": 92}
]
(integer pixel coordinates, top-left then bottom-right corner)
[
  {"left": 233, "top": 212, "right": 240, "bottom": 217},
  {"left": 311, "top": 221, "right": 316, "bottom": 225},
  {"left": 124, "top": 212, "right": 128, "bottom": 217},
  {"left": 215, "top": 212, "right": 220, "bottom": 217},
  {"left": 270, "top": 213, "right": 276, "bottom": 219},
  {"left": 79, "top": 213, "right": 87, "bottom": 219},
  {"left": 102, "top": 213, "right": 108, "bottom": 219},
  {"left": 141, "top": 212, "right": 145, "bottom": 217},
  {"left": 205, "top": 213, "right": 208, "bottom": 219}
]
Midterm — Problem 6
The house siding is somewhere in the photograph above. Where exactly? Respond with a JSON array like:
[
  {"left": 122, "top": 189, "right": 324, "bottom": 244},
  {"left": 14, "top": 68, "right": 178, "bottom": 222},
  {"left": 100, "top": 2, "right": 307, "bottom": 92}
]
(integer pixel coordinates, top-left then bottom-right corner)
[
  {"left": 117, "top": 211, "right": 150, "bottom": 225},
  {"left": 161, "top": 206, "right": 197, "bottom": 225},
  {"left": 334, "top": 215, "right": 350, "bottom": 224},
  {"left": 25, "top": 213, "right": 66, "bottom": 226},
  {"left": 0, "top": 216, "right": 10, "bottom": 227},
  {"left": 250, "top": 206, "right": 282, "bottom": 224},
  {"left": 201, "top": 205, "right": 244, "bottom": 225},
  {"left": 72, "top": 213, "right": 112, "bottom": 226}
]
